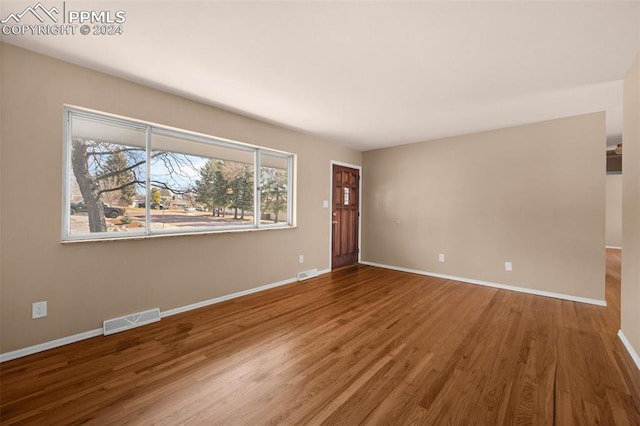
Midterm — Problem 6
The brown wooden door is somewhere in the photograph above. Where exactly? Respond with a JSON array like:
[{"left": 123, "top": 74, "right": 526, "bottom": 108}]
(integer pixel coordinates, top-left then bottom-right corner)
[{"left": 332, "top": 165, "right": 360, "bottom": 269}]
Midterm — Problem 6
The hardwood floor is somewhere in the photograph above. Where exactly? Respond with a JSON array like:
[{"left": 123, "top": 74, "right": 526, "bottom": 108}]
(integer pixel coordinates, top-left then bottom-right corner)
[{"left": 1, "top": 249, "right": 639, "bottom": 425}]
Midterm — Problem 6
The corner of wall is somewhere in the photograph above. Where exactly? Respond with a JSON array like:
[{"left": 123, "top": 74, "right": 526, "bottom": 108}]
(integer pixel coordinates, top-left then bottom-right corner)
[{"left": 621, "top": 52, "right": 640, "bottom": 367}]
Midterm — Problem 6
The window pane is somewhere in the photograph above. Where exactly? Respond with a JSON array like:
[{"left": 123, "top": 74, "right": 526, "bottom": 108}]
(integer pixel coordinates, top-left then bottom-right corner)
[
  {"left": 68, "top": 115, "right": 146, "bottom": 236},
  {"left": 64, "top": 108, "right": 295, "bottom": 241},
  {"left": 260, "top": 153, "right": 289, "bottom": 225},
  {"left": 148, "top": 132, "right": 255, "bottom": 232}
]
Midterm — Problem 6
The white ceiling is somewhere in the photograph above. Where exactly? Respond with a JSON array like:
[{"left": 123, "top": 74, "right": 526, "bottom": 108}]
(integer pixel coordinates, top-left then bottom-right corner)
[{"left": 2, "top": 1, "right": 639, "bottom": 151}]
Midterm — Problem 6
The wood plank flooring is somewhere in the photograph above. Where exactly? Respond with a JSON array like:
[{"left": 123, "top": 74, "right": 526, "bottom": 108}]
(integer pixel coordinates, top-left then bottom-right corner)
[{"left": 1, "top": 249, "right": 639, "bottom": 425}]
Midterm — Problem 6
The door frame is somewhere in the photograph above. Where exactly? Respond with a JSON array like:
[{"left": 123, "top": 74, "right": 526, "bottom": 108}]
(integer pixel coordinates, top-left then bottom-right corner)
[{"left": 328, "top": 161, "right": 363, "bottom": 270}]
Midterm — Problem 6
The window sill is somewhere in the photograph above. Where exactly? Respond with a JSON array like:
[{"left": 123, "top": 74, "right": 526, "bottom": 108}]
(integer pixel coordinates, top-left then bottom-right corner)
[{"left": 61, "top": 224, "right": 297, "bottom": 244}]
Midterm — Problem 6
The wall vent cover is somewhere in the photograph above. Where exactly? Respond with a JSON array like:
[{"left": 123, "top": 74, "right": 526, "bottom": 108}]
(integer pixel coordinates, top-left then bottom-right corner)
[
  {"left": 103, "top": 308, "right": 161, "bottom": 336},
  {"left": 297, "top": 269, "right": 319, "bottom": 281}
]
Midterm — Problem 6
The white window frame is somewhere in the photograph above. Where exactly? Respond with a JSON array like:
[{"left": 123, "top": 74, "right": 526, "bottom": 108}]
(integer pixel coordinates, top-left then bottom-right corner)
[{"left": 62, "top": 106, "right": 295, "bottom": 242}]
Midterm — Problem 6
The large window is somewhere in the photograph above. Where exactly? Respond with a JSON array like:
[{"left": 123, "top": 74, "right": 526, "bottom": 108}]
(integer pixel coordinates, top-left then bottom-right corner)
[{"left": 63, "top": 107, "right": 294, "bottom": 241}]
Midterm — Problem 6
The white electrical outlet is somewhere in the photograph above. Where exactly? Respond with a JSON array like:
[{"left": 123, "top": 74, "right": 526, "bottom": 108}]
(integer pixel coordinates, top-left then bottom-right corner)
[
  {"left": 32, "top": 301, "right": 47, "bottom": 319},
  {"left": 322, "top": 200, "right": 329, "bottom": 208},
  {"left": 299, "top": 254, "right": 304, "bottom": 264},
  {"left": 505, "top": 262, "right": 513, "bottom": 272},
  {"left": 438, "top": 253, "right": 445, "bottom": 262}
]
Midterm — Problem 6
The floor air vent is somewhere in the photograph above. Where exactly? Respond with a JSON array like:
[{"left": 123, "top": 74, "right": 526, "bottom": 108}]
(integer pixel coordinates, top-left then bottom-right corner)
[
  {"left": 297, "top": 269, "right": 319, "bottom": 281},
  {"left": 103, "top": 308, "right": 161, "bottom": 336}
]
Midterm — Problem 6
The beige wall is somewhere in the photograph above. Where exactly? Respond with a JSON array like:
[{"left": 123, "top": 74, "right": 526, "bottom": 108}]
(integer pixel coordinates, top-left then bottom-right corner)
[
  {"left": 622, "top": 53, "right": 640, "bottom": 356},
  {"left": 362, "top": 113, "right": 606, "bottom": 301},
  {"left": 0, "top": 44, "right": 361, "bottom": 353},
  {"left": 606, "top": 174, "right": 623, "bottom": 248}
]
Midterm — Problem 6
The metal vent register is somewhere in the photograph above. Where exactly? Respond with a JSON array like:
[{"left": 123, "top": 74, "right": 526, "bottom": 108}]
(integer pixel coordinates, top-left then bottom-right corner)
[{"left": 103, "top": 308, "right": 161, "bottom": 335}]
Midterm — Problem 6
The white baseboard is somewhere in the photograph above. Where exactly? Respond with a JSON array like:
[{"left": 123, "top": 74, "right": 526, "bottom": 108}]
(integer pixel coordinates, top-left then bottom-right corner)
[
  {"left": 1, "top": 269, "right": 330, "bottom": 363},
  {"left": 0, "top": 328, "right": 103, "bottom": 363},
  {"left": 618, "top": 330, "right": 640, "bottom": 372},
  {"left": 161, "top": 276, "right": 298, "bottom": 318},
  {"left": 360, "top": 261, "right": 607, "bottom": 307},
  {"left": 606, "top": 246, "right": 622, "bottom": 250}
]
